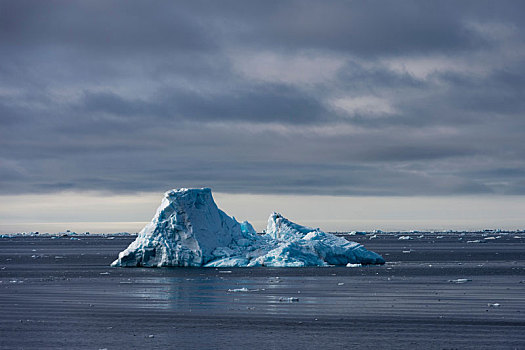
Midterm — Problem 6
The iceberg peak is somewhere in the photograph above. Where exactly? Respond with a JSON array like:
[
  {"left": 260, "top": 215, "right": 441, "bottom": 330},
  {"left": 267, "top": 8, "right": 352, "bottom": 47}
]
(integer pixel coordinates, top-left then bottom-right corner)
[
  {"left": 266, "top": 212, "right": 321, "bottom": 241},
  {"left": 112, "top": 187, "right": 243, "bottom": 267}
]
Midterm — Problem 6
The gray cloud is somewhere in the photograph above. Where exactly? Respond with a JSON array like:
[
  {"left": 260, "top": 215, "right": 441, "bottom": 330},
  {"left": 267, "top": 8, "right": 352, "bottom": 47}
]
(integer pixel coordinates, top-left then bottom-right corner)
[{"left": 1, "top": 0, "right": 525, "bottom": 197}]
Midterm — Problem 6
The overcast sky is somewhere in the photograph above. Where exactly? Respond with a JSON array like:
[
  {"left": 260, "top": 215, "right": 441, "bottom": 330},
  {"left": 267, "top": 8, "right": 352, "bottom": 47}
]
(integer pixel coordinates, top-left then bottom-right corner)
[{"left": 1, "top": 1, "right": 525, "bottom": 232}]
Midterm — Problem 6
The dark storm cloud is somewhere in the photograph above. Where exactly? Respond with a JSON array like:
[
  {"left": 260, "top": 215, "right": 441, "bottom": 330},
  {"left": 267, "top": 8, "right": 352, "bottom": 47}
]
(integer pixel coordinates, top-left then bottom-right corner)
[
  {"left": 0, "top": 1, "right": 214, "bottom": 52},
  {"left": 231, "top": 1, "right": 484, "bottom": 55},
  {"left": 79, "top": 84, "right": 327, "bottom": 124},
  {"left": 1, "top": 0, "right": 525, "bottom": 196}
]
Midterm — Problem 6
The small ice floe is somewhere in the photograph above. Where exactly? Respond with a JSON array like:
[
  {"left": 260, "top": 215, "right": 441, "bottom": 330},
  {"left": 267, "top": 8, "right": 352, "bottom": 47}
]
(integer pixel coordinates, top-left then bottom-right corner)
[
  {"left": 279, "top": 297, "right": 299, "bottom": 302},
  {"left": 402, "top": 250, "right": 411, "bottom": 254},
  {"left": 448, "top": 278, "right": 471, "bottom": 284},
  {"left": 218, "top": 270, "right": 232, "bottom": 274},
  {"left": 488, "top": 303, "right": 501, "bottom": 308},
  {"left": 369, "top": 234, "right": 377, "bottom": 240},
  {"left": 484, "top": 236, "right": 498, "bottom": 240},
  {"left": 467, "top": 240, "right": 481, "bottom": 243},
  {"left": 349, "top": 231, "right": 367, "bottom": 236},
  {"left": 346, "top": 263, "right": 361, "bottom": 268},
  {"left": 436, "top": 236, "right": 444, "bottom": 239},
  {"left": 99, "top": 272, "right": 110, "bottom": 275},
  {"left": 398, "top": 236, "right": 412, "bottom": 240},
  {"left": 514, "top": 236, "right": 521, "bottom": 239},
  {"left": 228, "top": 288, "right": 249, "bottom": 292},
  {"left": 54, "top": 256, "right": 65, "bottom": 259},
  {"left": 337, "top": 282, "right": 345, "bottom": 286}
]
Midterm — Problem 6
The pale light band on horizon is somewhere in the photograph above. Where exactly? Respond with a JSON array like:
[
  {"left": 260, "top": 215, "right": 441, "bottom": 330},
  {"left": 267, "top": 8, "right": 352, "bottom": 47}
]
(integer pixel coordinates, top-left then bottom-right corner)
[{"left": 1, "top": 191, "right": 524, "bottom": 234}]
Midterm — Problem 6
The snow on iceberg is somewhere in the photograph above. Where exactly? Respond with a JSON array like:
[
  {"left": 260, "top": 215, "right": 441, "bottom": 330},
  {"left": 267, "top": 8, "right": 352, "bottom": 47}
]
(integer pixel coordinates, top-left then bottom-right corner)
[{"left": 111, "top": 188, "right": 385, "bottom": 267}]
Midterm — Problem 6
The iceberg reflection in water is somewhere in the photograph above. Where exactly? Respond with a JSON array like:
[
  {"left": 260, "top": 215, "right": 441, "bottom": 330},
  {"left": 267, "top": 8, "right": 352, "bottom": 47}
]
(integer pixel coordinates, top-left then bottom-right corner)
[{"left": 121, "top": 270, "right": 383, "bottom": 316}]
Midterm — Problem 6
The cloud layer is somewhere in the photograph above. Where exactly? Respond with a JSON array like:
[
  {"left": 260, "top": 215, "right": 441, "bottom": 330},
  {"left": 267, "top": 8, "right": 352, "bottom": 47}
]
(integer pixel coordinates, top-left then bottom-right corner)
[{"left": 1, "top": 0, "right": 525, "bottom": 196}]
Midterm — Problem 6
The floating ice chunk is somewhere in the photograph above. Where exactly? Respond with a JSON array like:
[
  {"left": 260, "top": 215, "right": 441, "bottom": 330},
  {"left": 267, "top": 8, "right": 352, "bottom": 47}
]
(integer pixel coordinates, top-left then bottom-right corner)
[
  {"left": 346, "top": 263, "right": 362, "bottom": 268},
  {"left": 228, "top": 288, "right": 249, "bottom": 292},
  {"left": 398, "top": 236, "right": 412, "bottom": 240},
  {"left": 279, "top": 297, "right": 299, "bottom": 302},
  {"left": 448, "top": 278, "right": 471, "bottom": 283},
  {"left": 488, "top": 303, "right": 500, "bottom": 307},
  {"left": 484, "top": 236, "right": 500, "bottom": 240},
  {"left": 112, "top": 188, "right": 385, "bottom": 267}
]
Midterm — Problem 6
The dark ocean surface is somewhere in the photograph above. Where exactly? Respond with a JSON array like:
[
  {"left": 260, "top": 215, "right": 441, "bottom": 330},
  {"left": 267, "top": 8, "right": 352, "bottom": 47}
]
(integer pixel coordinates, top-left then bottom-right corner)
[{"left": 1, "top": 233, "right": 524, "bottom": 349}]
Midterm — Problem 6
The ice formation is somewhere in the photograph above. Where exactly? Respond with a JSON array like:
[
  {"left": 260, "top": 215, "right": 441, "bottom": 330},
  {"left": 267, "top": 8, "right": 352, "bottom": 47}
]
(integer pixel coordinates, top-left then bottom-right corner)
[{"left": 111, "top": 188, "right": 385, "bottom": 267}]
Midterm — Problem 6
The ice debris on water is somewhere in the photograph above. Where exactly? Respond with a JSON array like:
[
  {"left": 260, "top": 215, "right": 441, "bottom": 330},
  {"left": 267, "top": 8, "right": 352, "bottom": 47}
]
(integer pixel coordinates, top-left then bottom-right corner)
[
  {"left": 488, "top": 303, "right": 501, "bottom": 307},
  {"left": 346, "top": 263, "right": 361, "bottom": 268},
  {"left": 228, "top": 288, "right": 249, "bottom": 292},
  {"left": 111, "top": 188, "right": 385, "bottom": 268},
  {"left": 448, "top": 278, "right": 471, "bottom": 284},
  {"left": 279, "top": 297, "right": 299, "bottom": 302}
]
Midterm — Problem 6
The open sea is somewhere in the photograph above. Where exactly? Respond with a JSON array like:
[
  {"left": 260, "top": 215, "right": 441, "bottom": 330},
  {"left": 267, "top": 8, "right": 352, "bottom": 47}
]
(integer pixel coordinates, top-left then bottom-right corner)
[{"left": 1, "top": 232, "right": 524, "bottom": 349}]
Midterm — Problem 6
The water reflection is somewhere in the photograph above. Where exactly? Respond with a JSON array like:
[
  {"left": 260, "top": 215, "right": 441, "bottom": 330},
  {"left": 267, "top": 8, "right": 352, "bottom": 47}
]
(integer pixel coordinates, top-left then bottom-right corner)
[{"left": 122, "top": 271, "right": 373, "bottom": 316}]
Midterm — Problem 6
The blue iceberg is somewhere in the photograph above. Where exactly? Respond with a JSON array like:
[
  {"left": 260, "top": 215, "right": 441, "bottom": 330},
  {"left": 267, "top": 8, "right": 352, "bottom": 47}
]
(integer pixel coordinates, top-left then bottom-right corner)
[{"left": 111, "top": 188, "right": 385, "bottom": 267}]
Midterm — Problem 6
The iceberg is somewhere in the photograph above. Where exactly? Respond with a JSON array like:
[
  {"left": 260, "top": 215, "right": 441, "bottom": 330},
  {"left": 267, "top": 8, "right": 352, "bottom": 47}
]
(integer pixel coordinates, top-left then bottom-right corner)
[{"left": 111, "top": 188, "right": 385, "bottom": 267}]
